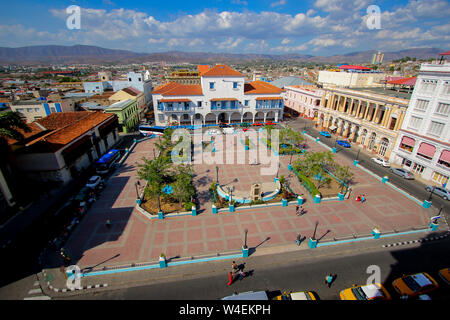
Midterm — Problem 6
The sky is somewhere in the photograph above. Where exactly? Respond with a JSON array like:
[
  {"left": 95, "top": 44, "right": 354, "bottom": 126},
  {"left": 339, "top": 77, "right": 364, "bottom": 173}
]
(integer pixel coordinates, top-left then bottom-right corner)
[{"left": 0, "top": 0, "right": 449, "bottom": 55}]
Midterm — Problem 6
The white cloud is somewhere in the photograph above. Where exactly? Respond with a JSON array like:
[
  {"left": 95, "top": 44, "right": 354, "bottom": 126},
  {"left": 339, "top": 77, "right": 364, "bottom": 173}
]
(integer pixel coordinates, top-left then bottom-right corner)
[
  {"left": 271, "top": 0, "right": 287, "bottom": 8},
  {"left": 281, "top": 38, "right": 291, "bottom": 45}
]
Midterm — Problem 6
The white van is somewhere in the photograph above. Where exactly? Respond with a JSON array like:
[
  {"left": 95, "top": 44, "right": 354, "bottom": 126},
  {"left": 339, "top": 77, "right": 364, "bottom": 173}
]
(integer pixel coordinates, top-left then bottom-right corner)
[
  {"left": 222, "top": 291, "right": 269, "bottom": 300},
  {"left": 222, "top": 128, "right": 235, "bottom": 135}
]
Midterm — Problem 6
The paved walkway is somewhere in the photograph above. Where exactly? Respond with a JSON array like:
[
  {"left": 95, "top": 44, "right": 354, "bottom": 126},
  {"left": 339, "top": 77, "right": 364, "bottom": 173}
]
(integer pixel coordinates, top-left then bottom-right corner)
[{"left": 61, "top": 132, "right": 437, "bottom": 271}]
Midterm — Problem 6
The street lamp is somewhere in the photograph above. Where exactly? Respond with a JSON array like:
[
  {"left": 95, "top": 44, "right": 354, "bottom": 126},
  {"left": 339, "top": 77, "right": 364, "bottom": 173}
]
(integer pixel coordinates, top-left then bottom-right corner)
[
  {"left": 428, "top": 188, "right": 433, "bottom": 201},
  {"left": 243, "top": 228, "right": 248, "bottom": 249},
  {"left": 356, "top": 148, "right": 360, "bottom": 161},
  {"left": 135, "top": 181, "right": 140, "bottom": 198},
  {"left": 216, "top": 166, "right": 219, "bottom": 183}
]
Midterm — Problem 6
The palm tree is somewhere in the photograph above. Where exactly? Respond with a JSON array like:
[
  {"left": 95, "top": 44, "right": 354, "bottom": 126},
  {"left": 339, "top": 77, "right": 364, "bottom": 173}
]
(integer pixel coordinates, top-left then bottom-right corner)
[{"left": 0, "top": 111, "right": 31, "bottom": 143}]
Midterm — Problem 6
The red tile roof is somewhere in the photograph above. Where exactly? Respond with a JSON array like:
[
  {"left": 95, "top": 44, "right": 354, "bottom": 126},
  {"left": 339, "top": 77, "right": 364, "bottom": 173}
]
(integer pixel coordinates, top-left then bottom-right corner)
[
  {"left": 9, "top": 112, "right": 116, "bottom": 153},
  {"left": 387, "top": 77, "right": 417, "bottom": 86},
  {"left": 339, "top": 65, "right": 371, "bottom": 70},
  {"left": 244, "top": 81, "right": 284, "bottom": 95},
  {"left": 201, "top": 64, "right": 243, "bottom": 77},
  {"left": 440, "top": 51, "right": 450, "bottom": 56},
  {"left": 153, "top": 82, "right": 203, "bottom": 96},
  {"left": 198, "top": 65, "right": 211, "bottom": 75}
]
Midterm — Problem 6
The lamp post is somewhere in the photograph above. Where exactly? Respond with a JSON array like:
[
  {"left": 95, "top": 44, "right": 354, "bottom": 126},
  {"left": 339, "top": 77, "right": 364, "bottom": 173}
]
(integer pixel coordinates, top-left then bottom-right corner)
[
  {"left": 428, "top": 188, "right": 433, "bottom": 201},
  {"left": 356, "top": 148, "right": 360, "bottom": 161},
  {"left": 243, "top": 228, "right": 248, "bottom": 249},
  {"left": 216, "top": 166, "right": 219, "bottom": 184},
  {"left": 135, "top": 181, "right": 140, "bottom": 198}
]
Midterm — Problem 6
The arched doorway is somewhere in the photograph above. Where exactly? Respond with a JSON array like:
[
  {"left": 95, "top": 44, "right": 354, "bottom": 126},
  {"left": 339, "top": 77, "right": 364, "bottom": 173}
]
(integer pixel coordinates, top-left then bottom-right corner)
[
  {"left": 378, "top": 137, "right": 389, "bottom": 157},
  {"left": 254, "top": 111, "right": 265, "bottom": 122},
  {"left": 170, "top": 114, "right": 178, "bottom": 125},
  {"left": 367, "top": 132, "right": 377, "bottom": 150},
  {"left": 230, "top": 112, "right": 241, "bottom": 123},
  {"left": 243, "top": 112, "right": 253, "bottom": 123},
  {"left": 194, "top": 113, "right": 203, "bottom": 125},
  {"left": 205, "top": 113, "right": 216, "bottom": 124},
  {"left": 359, "top": 129, "right": 368, "bottom": 146},
  {"left": 266, "top": 111, "right": 275, "bottom": 121},
  {"left": 218, "top": 112, "right": 228, "bottom": 124},
  {"left": 180, "top": 113, "right": 190, "bottom": 124}
]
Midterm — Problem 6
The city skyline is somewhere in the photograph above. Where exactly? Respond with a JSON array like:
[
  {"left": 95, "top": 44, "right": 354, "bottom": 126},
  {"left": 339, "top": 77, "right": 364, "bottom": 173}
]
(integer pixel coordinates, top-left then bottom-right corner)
[{"left": 0, "top": 0, "right": 449, "bottom": 55}]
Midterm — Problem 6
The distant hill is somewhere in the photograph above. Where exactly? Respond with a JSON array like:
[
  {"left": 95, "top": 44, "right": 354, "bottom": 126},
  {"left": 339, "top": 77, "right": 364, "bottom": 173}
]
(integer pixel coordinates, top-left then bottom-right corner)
[{"left": 0, "top": 45, "right": 445, "bottom": 65}]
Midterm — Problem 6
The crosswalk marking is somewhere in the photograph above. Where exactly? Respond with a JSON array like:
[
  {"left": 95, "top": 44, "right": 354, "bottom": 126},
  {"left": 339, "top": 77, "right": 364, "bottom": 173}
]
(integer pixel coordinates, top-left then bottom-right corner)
[
  {"left": 28, "top": 288, "right": 42, "bottom": 295},
  {"left": 24, "top": 296, "right": 51, "bottom": 300}
]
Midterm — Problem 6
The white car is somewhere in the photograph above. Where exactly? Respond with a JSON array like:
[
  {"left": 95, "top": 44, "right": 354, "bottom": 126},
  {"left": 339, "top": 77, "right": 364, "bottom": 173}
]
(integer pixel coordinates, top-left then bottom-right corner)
[
  {"left": 86, "top": 176, "right": 103, "bottom": 189},
  {"left": 206, "top": 129, "right": 221, "bottom": 136},
  {"left": 371, "top": 157, "right": 390, "bottom": 167}
]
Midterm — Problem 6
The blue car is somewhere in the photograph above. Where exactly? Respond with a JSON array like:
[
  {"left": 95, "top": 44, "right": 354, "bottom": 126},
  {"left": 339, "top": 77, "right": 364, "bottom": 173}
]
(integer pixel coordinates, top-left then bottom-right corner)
[
  {"left": 336, "top": 140, "right": 351, "bottom": 148},
  {"left": 320, "top": 131, "right": 331, "bottom": 138}
]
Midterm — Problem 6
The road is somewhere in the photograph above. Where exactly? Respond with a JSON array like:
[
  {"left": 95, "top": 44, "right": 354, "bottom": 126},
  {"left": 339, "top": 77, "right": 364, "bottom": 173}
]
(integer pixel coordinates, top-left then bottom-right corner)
[
  {"left": 285, "top": 118, "right": 450, "bottom": 213},
  {"left": 57, "top": 239, "right": 450, "bottom": 300}
]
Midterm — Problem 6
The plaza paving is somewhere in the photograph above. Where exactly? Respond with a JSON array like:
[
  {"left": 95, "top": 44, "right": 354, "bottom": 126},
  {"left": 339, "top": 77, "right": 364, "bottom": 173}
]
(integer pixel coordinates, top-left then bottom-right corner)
[{"left": 65, "top": 131, "right": 435, "bottom": 269}]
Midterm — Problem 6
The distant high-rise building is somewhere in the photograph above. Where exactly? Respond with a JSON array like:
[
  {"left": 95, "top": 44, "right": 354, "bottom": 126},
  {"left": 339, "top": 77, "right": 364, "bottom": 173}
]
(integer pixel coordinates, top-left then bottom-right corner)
[{"left": 372, "top": 51, "right": 384, "bottom": 65}]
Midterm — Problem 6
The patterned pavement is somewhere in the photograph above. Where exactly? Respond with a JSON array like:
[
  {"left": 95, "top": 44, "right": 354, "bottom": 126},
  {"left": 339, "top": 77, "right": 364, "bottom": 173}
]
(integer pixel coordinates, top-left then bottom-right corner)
[{"left": 65, "top": 133, "right": 434, "bottom": 269}]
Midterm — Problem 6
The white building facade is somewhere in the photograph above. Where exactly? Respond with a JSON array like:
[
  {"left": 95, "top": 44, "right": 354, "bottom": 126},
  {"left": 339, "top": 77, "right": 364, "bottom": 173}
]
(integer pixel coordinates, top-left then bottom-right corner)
[
  {"left": 318, "top": 70, "right": 385, "bottom": 88},
  {"left": 283, "top": 85, "right": 324, "bottom": 120},
  {"left": 390, "top": 61, "right": 450, "bottom": 188},
  {"left": 152, "top": 65, "right": 284, "bottom": 126}
]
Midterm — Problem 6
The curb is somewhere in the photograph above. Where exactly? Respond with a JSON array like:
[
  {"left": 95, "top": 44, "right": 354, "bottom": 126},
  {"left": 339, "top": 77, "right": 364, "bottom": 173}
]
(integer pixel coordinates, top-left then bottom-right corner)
[
  {"left": 41, "top": 269, "right": 108, "bottom": 294},
  {"left": 382, "top": 231, "right": 450, "bottom": 248}
]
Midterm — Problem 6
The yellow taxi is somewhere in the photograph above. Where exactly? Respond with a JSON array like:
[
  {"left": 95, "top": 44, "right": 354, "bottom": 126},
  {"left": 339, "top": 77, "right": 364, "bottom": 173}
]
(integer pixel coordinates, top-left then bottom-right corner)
[
  {"left": 392, "top": 272, "right": 439, "bottom": 298},
  {"left": 438, "top": 268, "right": 450, "bottom": 285},
  {"left": 274, "top": 291, "right": 318, "bottom": 300},
  {"left": 339, "top": 283, "right": 391, "bottom": 300}
]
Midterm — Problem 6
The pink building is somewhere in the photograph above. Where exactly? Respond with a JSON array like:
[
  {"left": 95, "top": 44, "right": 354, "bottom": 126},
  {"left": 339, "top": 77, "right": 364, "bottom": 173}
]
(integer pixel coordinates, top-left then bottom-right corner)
[{"left": 283, "top": 85, "right": 324, "bottom": 120}]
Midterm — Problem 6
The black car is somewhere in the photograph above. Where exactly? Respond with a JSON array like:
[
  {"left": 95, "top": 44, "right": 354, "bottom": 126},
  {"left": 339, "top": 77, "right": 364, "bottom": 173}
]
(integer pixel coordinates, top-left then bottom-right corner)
[{"left": 219, "top": 123, "right": 230, "bottom": 128}]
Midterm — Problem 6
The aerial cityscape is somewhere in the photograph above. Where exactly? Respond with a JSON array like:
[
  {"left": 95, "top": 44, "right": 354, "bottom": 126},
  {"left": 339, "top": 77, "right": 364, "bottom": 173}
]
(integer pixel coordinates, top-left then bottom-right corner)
[{"left": 0, "top": 0, "right": 449, "bottom": 310}]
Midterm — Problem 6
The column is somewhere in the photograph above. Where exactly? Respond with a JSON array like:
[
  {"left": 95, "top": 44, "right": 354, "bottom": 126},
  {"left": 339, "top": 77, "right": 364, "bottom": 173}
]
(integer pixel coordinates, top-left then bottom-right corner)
[
  {"left": 382, "top": 107, "right": 391, "bottom": 128},
  {"left": 349, "top": 98, "right": 354, "bottom": 115},
  {"left": 363, "top": 103, "right": 371, "bottom": 120},
  {"left": 341, "top": 96, "right": 347, "bottom": 112},
  {"left": 394, "top": 111, "right": 404, "bottom": 131},
  {"left": 355, "top": 100, "right": 362, "bottom": 117},
  {"left": 343, "top": 122, "right": 351, "bottom": 137},
  {"left": 373, "top": 104, "right": 380, "bottom": 123},
  {"left": 349, "top": 125, "right": 358, "bottom": 141}
]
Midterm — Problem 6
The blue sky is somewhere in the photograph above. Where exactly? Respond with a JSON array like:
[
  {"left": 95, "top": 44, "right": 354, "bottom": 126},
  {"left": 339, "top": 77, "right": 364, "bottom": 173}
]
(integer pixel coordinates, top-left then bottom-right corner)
[{"left": 0, "top": 0, "right": 449, "bottom": 55}]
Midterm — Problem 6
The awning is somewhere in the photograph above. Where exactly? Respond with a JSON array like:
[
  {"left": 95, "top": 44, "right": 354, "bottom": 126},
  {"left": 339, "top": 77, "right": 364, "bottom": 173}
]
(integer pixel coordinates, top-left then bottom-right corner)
[
  {"left": 255, "top": 97, "right": 282, "bottom": 100},
  {"left": 160, "top": 98, "right": 191, "bottom": 103},
  {"left": 439, "top": 150, "right": 450, "bottom": 163},
  {"left": 401, "top": 136, "right": 415, "bottom": 147},
  {"left": 417, "top": 142, "right": 436, "bottom": 158},
  {"left": 210, "top": 98, "right": 238, "bottom": 101},
  {"left": 329, "top": 125, "right": 337, "bottom": 131}
]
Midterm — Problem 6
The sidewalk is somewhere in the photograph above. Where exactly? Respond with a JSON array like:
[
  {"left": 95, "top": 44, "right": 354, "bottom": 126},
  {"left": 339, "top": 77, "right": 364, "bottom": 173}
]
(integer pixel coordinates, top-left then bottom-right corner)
[{"left": 38, "top": 228, "right": 450, "bottom": 298}]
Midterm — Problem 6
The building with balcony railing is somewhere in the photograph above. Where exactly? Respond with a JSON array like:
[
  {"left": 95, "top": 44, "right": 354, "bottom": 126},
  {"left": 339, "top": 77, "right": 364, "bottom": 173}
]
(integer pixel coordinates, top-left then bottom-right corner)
[
  {"left": 152, "top": 64, "right": 284, "bottom": 126},
  {"left": 390, "top": 51, "right": 450, "bottom": 188}
]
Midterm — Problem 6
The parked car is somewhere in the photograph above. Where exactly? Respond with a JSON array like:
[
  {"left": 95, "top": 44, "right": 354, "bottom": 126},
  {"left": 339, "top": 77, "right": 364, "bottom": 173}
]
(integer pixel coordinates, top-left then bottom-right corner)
[
  {"left": 86, "top": 176, "right": 103, "bottom": 189},
  {"left": 339, "top": 283, "right": 391, "bottom": 300},
  {"left": 320, "top": 131, "right": 331, "bottom": 138},
  {"left": 425, "top": 186, "right": 450, "bottom": 200},
  {"left": 222, "top": 291, "right": 269, "bottom": 300},
  {"left": 336, "top": 140, "right": 351, "bottom": 148},
  {"left": 390, "top": 168, "right": 414, "bottom": 179},
  {"left": 264, "top": 121, "right": 276, "bottom": 126},
  {"left": 219, "top": 123, "right": 230, "bottom": 128},
  {"left": 392, "top": 272, "right": 439, "bottom": 298},
  {"left": 371, "top": 157, "right": 391, "bottom": 167},
  {"left": 251, "top": 122, "right": 264, "bottom": 127},
  {"left": 438, "top": 268, "right": 450, "bottom": 285},
  {"left": 206, "top": 129, "right": 221, "bottom": 136},
  {"left": 274, "top": 291, "right": 318, "bottom": 300}
]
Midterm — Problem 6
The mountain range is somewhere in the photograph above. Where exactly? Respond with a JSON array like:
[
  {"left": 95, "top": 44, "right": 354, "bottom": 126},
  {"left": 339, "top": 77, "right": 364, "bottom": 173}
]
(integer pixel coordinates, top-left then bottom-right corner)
[{"left": 0, "top": 45, "right": 445, "bottom": 65}]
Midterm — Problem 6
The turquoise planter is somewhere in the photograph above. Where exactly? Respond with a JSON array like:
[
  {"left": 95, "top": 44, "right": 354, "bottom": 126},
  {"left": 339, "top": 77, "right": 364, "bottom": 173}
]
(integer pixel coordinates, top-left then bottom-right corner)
[
  {"left": 191, "top": 206, "right": 197, "bottom": 216},
  {"left": 353, "top": 160, "right": 359, "bottom": 166},
  {"left": 423, "top": 200, "right": 432, "bottom": 209},
  {"left": 308, "top": 238, "right": 318, "bottom": 249},
  {"left": 297, "top": 196, "right": 304, "bottom": 205},
  {"left": 136, "top": 198, "right": 141, "bottom": 204},
  {"left": 429, "top": 222, "right": 439, "bottom": 231},
  {"left": 382, "top": 176, "right": 389, "bottom": 183},
  {"left": 242, "top": 246, "right": 249, "bottom": 258},
  {"left": 274, "top": 177, "right": 279, "bottom": 183},
  {"left": 158, "top": 211, "right": 164, "bottom": 220},
  {"left": 332, "top": 147, "right": 337, "bottom": 153},
  {"left": 212, "top": 205, "right": 218, "bottom": 214},
  {"left": 338, "top": 193, "right": 344, "bottom": 201},
  {"left": 372, "top": 229, "right": 381, "bottom": 239},
  {"left": 229, "top": 204, "right": 235, "bottom": 212},
  {"left": 288, "top": 164, "right": 293, "bottom": 171},
  {"left": 159, "top": 258, "right": 167, "bottom": 268},
  {"left": 282, "top": 198, "right": 288, "bottom": 207},
  {"left": 314, "top": 195, "right": 321, "bottom": 203}
]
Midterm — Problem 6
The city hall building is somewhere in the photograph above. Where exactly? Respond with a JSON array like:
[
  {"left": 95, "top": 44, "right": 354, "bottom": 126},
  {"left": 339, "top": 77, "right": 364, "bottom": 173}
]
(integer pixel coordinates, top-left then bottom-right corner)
[{"left": 152, "top": 65, "right": 284, "bottom": 126}]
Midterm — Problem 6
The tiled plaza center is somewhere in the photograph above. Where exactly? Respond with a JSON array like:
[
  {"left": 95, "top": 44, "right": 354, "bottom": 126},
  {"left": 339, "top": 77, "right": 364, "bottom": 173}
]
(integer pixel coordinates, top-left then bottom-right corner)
[{"left": 66, "top": 134, "right": 434, "bottom": 268}]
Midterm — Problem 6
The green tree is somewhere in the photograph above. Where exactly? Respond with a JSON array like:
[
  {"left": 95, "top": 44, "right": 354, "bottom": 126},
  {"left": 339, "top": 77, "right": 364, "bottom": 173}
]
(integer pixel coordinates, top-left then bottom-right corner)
[
  {"left": 137, "top": 156, "right": 171, "bottom": 213},
  {"left": 172, "top": 164, "right": 195, "bottom": 208},
  {"left": 293, "top": 151, "right": 335, "bottom": 181},
  {"left": 0, "top": 111, "right": 31, "bottom": 142},
  {"left": 333, "top": 165, "right": 354, "bottom": 193}
]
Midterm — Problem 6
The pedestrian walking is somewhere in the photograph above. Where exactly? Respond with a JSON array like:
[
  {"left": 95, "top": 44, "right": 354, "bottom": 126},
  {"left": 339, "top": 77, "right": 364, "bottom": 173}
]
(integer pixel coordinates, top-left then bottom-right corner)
[
  {"left": 295, "top": 205, "right": 299, "bottom": 215},
  {"left": 325, "top": 274, "right": 334, "bottom": 288},
  {"left": 361, "top": 194, "right": 366, "bottom": 203},
  {"left": 295, "top": 233, "right": 302, "bottom": 246}
]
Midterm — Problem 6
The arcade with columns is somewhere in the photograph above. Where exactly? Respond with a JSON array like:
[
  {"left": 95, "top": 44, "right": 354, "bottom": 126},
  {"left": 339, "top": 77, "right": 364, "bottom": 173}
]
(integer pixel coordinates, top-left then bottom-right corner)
[{"left": 316, "top": 88, "right": 409, "bottom": 159}]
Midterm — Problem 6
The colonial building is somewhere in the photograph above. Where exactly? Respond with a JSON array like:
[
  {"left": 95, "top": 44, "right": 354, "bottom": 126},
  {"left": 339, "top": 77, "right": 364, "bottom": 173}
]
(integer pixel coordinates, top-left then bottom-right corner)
[
  {"left": 390, "top": 53, "right": 450, "bottom": 187},
  {"left": 316, "top": 87, "right": 410, "bottom": 159},
  {"left": 152, "top": 64, "right": 284, "bottom": 126},
  {"left": 318, "top": 65, "right": 385, "bottom": 88},
  {"left": 283, "top": 85, "right": 324, "bottom": 119},
  {"left": 10, "top": 99, "right": 75, "bottom": 123},
  {"left": 9, "top": 112, "right": 119, "bottom": 186}
]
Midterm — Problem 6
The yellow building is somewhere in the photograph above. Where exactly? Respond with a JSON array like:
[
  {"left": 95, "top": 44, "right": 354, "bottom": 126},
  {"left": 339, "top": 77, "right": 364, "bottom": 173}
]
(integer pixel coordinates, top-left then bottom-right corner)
[
  {"left": 316, "top": 87, "right": 410, "bottom": 159},
  {"left": 108, "top": 87, "right": 146, "bottom": 119}
]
